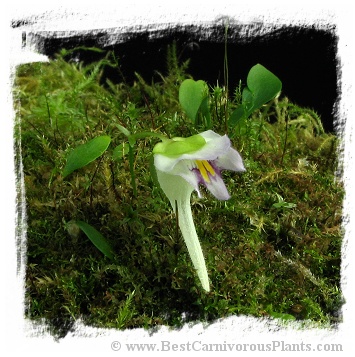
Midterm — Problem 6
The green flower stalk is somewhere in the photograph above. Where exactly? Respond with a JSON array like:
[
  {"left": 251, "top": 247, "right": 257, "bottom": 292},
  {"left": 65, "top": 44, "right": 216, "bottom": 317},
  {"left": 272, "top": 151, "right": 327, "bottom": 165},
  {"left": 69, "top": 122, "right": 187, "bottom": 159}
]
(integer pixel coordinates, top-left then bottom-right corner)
[{"left": 153, "top": 130, "right": 245, "bottom": 291}]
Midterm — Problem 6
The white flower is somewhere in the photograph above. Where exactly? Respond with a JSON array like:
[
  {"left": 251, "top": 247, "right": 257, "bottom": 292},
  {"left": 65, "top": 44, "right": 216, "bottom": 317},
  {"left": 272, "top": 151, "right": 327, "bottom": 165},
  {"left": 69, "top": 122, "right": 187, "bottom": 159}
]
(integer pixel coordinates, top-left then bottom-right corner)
[{"left": 153, "top": 130, "right": 245, "bottom": 291}]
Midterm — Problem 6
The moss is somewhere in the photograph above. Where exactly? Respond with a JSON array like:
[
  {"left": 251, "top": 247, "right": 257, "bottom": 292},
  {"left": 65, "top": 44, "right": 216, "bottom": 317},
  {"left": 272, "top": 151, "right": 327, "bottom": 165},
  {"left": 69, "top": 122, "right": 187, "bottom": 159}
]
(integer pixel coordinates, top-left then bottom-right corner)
[{"left": 14, "top": 47, "right": 344, "bottom": 338}]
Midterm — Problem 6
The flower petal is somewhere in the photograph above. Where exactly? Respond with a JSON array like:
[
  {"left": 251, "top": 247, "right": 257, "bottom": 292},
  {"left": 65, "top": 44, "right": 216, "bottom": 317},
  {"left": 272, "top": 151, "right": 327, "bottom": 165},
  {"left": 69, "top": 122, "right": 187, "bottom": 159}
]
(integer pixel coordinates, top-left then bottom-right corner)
[
  {"left": 191, "top": 133, "right": 230, "bottom": 161},
  {"left": 204, "top": 172, "right": 231, "bottom": 200},
  {"left": 164, "top": 158, "right": 231, "bottom": 200},
  {"left": 154, "top": 132, "right": 231, "bottom": 174},
  {"left": 154, "top": 153, "right": 179, "bottom": 173},
  {"left": 154, "top": 156, "right": 201, "bottom": 195},
  {"left": 155, "top": 169, "right": 194, "bottom": 211},
  {"left": 217, "top": 147, "right": 246, "bottom": 172},
  {"left": 199, "top": 130, "right": 223, "bottom": 141}
]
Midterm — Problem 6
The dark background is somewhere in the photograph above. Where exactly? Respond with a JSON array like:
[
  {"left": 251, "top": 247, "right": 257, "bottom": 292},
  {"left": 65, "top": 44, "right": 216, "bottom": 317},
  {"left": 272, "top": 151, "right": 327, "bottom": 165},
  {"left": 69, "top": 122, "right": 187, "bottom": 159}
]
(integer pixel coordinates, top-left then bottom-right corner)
[{"left": 26, "top": 23, "right": 339, "bottom": 132}]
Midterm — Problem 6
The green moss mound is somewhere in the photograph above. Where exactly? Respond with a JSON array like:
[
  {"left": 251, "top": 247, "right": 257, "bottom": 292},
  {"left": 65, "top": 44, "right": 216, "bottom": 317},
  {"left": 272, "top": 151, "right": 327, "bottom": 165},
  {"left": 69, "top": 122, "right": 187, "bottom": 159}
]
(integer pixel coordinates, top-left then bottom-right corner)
[{"left": 14, "top": 47, "right": 343, "bottom": 338}]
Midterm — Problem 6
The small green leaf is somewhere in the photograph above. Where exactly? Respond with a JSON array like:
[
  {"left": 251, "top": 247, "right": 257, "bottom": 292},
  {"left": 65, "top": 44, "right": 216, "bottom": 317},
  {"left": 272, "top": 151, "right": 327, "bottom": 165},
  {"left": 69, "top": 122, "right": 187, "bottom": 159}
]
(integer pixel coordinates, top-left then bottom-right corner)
[
  {"left": 75, "top": 221, "right": 115, "bottom": 259},
  {"left": 63, "top": 135, "right": 111, "bottom": 177},
  {"left": 112, "top": 142, "right": 129, "bottom": 161},
  {"left": 229, "top": 64, "right": 281, "bottom": 128},
  {"left": 179, "top": 79, "right": 209, "bottom": 123},
  {"left": 115, "top": 124, "right": 131, "bottom": 137},
  {"left": 247, "top": 64, "right": 282, "bottom": 110}
]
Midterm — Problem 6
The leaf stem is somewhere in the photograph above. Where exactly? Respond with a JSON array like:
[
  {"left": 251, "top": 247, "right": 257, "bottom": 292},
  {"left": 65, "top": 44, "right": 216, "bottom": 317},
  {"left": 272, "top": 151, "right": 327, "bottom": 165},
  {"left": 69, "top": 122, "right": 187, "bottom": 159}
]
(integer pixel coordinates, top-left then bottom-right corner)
[{"left": 128, "top": 144, "right": 137, "bottom": 197}]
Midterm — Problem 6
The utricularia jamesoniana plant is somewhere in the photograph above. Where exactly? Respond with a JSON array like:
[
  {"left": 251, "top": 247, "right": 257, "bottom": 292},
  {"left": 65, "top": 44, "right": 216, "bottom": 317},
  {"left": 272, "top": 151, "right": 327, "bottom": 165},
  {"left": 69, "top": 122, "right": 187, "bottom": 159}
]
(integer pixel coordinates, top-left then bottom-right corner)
[{"left": 153, "top": 130, "right": 245, "bottom": 291}]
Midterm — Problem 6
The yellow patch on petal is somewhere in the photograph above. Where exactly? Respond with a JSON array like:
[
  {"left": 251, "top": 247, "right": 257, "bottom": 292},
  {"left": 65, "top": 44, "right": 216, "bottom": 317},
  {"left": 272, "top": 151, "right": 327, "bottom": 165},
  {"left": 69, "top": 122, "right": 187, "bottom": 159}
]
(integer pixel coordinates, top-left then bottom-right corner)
[{"left": 196, "top": 160, "right": 216, "bottom": 183}]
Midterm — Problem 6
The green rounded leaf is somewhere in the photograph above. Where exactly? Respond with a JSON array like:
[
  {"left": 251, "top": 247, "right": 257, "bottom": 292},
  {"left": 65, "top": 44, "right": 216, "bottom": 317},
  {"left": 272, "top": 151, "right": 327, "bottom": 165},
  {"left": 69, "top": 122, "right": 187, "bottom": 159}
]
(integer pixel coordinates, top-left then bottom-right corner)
[
  {"left": 75, "top": 221, "right": 115, "bottom": 259},
  {"left": 179, "top": 79, "right": 209, "bottom": 123},
  {"left": 247, "top": 64, "right": 282, "bottom": 109},
  {"left": 63, "top": 135, "right": 111, "bottom": 177},
  {"left": 229, "top": 64, "right": 282, "bottom": 127}
]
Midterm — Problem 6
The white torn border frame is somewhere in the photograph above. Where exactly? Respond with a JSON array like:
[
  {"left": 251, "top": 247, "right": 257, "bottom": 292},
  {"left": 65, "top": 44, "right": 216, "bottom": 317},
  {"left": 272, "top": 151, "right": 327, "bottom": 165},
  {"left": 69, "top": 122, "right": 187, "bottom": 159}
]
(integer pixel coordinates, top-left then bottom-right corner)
[{"left": 2, "top": 1, "right": 354, "bottom": 355}]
